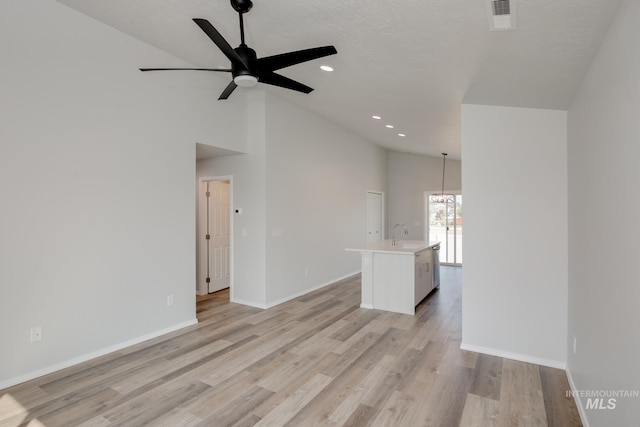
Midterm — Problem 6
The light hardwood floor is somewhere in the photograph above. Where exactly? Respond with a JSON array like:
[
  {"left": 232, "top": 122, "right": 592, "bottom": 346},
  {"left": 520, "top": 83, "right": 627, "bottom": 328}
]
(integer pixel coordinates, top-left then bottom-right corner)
[{"left": 1, "top": 267, "right": 582, "bottom": 426}]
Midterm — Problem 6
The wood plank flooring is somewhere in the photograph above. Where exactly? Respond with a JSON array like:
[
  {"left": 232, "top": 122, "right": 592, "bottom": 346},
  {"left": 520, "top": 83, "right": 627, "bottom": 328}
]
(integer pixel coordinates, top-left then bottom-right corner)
[{"left": 0, "top": 267, "right": 582, "bottom": 426}]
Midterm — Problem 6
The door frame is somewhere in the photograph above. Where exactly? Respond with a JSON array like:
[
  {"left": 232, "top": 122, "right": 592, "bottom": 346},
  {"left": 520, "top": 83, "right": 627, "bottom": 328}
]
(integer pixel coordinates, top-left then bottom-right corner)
[
  {"left": 366, "top": 190, "right": 385, "bottom": 242},
  {"left": 197, "top": 175, "right": 234, "bottom": 298},
  {"left": 424, "top": 190, "right": 462, "bottom": 266}
]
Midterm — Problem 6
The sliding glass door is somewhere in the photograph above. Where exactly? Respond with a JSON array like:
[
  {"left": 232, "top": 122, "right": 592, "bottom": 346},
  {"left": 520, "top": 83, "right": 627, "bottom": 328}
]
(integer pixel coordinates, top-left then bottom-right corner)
[{"left": 426, "top": 194, "right": 462, "bottom": 265}]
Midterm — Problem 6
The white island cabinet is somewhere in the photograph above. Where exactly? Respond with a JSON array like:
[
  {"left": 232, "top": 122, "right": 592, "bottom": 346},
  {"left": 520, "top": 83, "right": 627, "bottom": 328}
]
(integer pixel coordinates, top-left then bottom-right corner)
[{"left": 345, "top": 240, "right": 439, "bottom": 315}]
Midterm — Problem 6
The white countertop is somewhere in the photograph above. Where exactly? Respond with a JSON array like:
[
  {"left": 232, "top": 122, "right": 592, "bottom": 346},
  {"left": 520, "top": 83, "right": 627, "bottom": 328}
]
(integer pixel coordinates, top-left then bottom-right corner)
[{"left": 345, "top": 239, "right": 439, "bottom": 255}]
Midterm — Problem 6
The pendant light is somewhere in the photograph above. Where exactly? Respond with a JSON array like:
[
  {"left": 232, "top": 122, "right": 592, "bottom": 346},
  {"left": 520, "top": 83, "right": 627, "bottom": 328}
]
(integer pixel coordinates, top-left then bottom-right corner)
[{"left": 430, "top": 153, "right": 452, "bottom": 204}]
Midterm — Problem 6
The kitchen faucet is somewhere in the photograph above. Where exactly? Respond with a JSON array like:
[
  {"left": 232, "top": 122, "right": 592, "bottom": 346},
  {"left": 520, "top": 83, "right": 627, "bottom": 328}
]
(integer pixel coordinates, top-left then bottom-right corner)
[{"left": 392, "top": 223, "right": 408, "bottom": 246}]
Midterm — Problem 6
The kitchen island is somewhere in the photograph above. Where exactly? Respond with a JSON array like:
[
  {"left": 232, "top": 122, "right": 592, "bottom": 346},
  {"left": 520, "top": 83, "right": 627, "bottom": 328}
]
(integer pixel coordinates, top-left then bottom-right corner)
[{"left": 345, "top": 240, "right": 440, "bottom": 315}]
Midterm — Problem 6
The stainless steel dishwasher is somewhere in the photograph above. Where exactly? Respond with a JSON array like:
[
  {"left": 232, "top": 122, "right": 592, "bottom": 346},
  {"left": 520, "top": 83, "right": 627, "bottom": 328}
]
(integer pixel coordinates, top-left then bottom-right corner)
[{"left": 432, "top": 244, "right": 441, "bottom": 288}]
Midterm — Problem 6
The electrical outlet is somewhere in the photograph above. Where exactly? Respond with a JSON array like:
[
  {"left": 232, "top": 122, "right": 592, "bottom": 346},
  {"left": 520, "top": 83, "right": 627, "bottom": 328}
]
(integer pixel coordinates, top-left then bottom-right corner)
[
  {"left": 30, "top": 326, "right": 42, "bottom": 343},
  {"left": 167, "top": 295, "right": 174, "bottom": 306},
  {"left": 573, "top": 336, "right": 577, "bottom": 354},
  {"left": 305, "top": 267, "right": 309, "bottom": 276}
]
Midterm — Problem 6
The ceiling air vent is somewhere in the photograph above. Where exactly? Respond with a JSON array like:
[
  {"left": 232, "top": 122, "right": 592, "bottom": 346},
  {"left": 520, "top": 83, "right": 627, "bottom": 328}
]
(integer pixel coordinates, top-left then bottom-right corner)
[
  {"left": 486, "top": 0, "right": 517, "bottom": 31},
  {"left": 492, "top": 0, "right": 510, "bottom": 15}
]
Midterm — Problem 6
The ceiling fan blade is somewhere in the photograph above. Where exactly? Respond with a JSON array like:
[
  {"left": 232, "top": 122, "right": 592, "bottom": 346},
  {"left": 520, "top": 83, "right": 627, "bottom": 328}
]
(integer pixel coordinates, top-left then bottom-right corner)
[
  {"left": 139, "top": 68, "right": 232, "bottom": 72},
  {"left": 193, "top": 18, "right": 248, "bottom": 69},
  {"left": 257, "top": 46, "right": 337, "bottom": 72},
  {"left": 259, "top": 72, "right": 313, "bottom": 94},
  {"left": 219, "top": 81, "right": 238, "bottom": 100}
]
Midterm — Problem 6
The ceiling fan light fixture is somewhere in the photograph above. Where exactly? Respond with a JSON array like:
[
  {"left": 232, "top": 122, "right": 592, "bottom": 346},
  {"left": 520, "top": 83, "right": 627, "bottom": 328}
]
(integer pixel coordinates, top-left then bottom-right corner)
[{"left": 234, "top": 75, "right": 258, "bottom": 87}]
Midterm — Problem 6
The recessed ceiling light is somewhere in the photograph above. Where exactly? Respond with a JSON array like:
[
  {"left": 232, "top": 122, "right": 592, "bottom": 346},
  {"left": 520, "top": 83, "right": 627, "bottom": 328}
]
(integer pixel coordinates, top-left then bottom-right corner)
[
  {"left": 398, "top": 133, "right": 406, "bottom": 137},
  {"left": 372, "top": 115, "right": 381, "bottom": 120},
  {"left": 320, "top": 65, "right": 334, "bottom": 72},
  {"left": 385, "top": 124, "right": 394, "bottom": 129}
]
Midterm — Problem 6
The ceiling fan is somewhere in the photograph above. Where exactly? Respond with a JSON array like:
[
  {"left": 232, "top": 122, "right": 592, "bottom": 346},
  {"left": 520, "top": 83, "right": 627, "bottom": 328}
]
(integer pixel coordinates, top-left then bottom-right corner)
[{"left": 140, "top": 0, "right": 337, "bottom": 100}]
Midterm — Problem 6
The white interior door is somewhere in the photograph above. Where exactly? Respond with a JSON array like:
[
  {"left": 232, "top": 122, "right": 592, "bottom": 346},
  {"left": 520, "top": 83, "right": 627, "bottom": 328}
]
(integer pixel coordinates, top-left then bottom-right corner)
[
  {"left": 366, "top": 191, "right": 384, "bottom": 243},
  {"left": 206, "top": 181, "right": 230, "bottom": 292}
]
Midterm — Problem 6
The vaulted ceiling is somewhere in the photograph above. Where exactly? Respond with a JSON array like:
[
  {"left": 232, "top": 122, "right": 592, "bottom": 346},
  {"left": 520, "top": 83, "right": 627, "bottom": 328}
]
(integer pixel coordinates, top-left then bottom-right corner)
[{"left": 56, "top": 0, "right": 623, "bottom": 159}]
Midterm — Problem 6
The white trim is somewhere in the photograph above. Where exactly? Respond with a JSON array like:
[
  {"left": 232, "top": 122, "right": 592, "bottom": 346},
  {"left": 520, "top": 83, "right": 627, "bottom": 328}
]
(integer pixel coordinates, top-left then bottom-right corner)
[
  {"left": 230, "top": 298, "right": 267, "bottom": 310},
  {"left": 265, "top": 271, "right": 360, "bottom": 309},
  {"left": 197, "top": 175, "right": 234, "bottom": 299},
  {"left": 459, "top": 342, "right": 566, "bottom": 370},
  {"left": 0, "top": 319, "right": 198, "bottom": 390},
  {"left": 360, "top": 303, "right": 374, "bottom": 309},
  {"left": 231, "top": 272, "right": 360, "bottom": 310},
  {"left": 566, "top": 368, "right": 590, "bottom": 427}
]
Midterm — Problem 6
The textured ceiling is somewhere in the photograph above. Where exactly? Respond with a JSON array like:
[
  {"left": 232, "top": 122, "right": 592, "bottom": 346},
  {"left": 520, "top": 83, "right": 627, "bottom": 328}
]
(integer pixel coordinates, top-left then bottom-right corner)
[{"left": 55, "top": 0, "right": 623, "bottom": 159}]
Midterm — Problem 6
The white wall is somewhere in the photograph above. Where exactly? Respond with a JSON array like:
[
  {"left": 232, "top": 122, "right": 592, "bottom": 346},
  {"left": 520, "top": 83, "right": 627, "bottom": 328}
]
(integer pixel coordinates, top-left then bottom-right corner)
[
  {"left": 387, "top": 151, "right": 462, "bottom": 240},
  {"left": 461, "top": 104, "right": 568, "bottom": 367},
  {"left": 567, "top": 0, "right": 640, "bottom": 424},
  {"left": 264, "top": 93, "right": 388, "bottom": 305},
  {"left": 0, "top": 0, "right": 247, "bottom": 387},
  {"left": 196, "top": 91, "right": 267, "bottom": 307},
  {"left": 197, "top": 92, "right": 388, "bottom": 307}
]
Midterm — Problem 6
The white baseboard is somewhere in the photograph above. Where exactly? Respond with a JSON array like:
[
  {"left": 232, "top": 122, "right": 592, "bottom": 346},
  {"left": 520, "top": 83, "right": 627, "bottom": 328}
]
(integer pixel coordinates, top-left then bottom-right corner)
[
  {"left": 459, "top": 342, "right": 566, "bottom": 370},
  {"left": 230, "top": 298, "right": 267, "bottom": 309},
  {"left": 0, "top": 318, "right": 198, "bottom": 390},
  {"left": 566, "top": 368, "right": 590, "bottom": 427},
  {"left": 230, "top": 273, "right": 363, "bottom": 310},
  {"left": 360, "top": 303, "right": 374, "bottom": 309},
  {"left": 265, "top": 271, "right": 360, "bottom": 309}
]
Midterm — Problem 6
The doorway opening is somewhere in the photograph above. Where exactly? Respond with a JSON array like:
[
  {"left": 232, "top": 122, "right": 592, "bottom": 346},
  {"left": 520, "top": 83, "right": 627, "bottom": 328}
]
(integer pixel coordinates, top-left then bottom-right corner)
[
  {"left": 198, "top": 177, "right": 233, "bottom": 298},
  {"left": 425, "top": 192, "right": 462, "bottom": 265}
]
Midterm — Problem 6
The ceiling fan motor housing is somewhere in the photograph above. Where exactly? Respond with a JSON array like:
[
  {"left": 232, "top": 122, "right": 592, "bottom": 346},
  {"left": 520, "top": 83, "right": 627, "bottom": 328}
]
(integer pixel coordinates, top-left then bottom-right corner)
[
  {"left": 233, "top": 45, "right": 258, "bottom": 78},
  {"left": 231, "top": 0, "right": 253, "bottom": 14}
]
